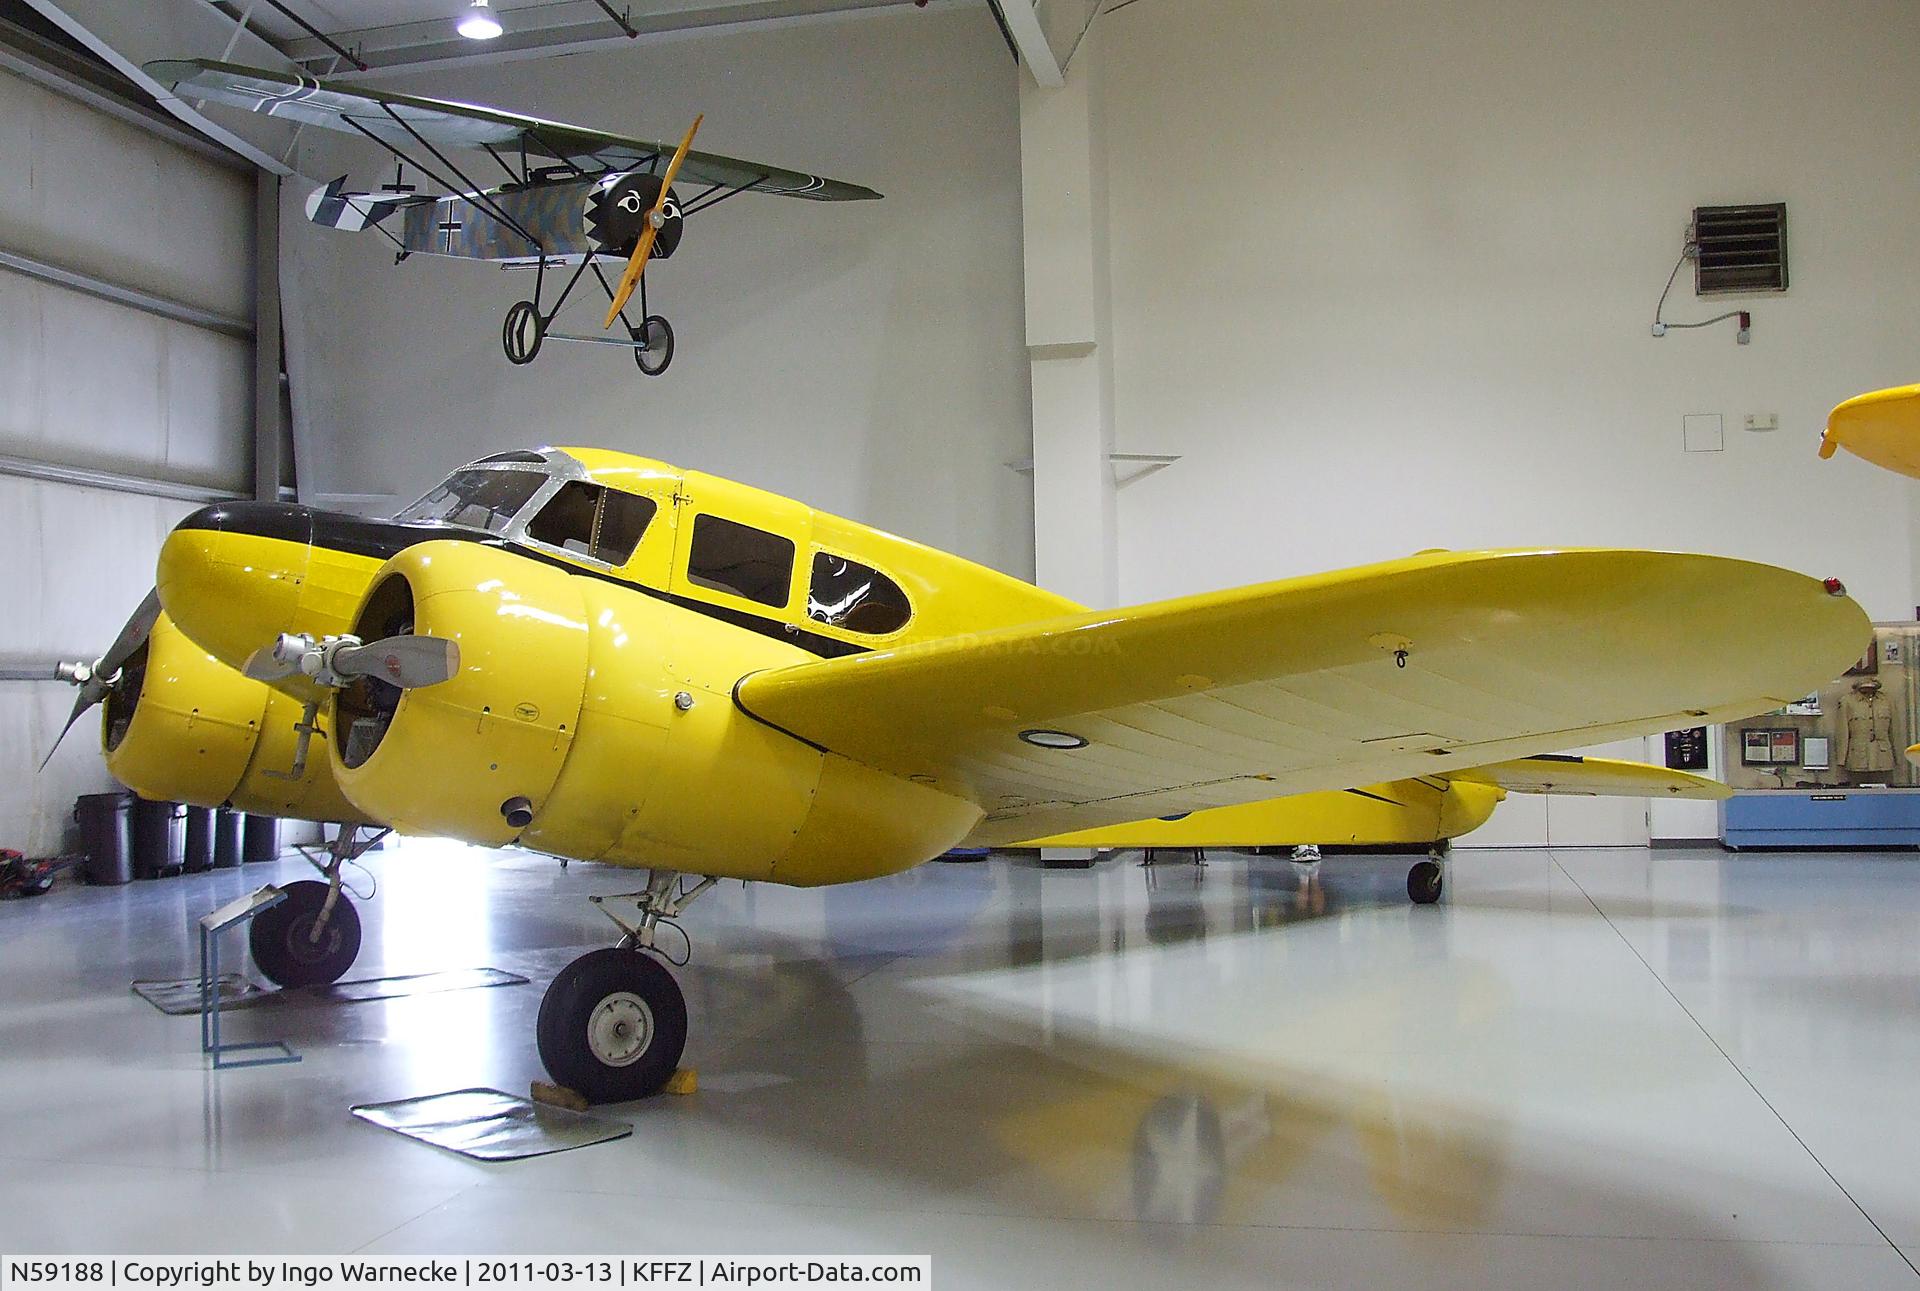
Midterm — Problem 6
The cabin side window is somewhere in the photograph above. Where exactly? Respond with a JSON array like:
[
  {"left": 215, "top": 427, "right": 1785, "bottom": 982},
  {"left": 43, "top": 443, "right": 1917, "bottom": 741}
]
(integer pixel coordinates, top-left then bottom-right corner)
[
  {"left": 808, "top": 552, "right": 911, "bottom": 635},
  {"left": 526, "top": 481, "right": 656, "bottom": 565},
  {"left": 686, "top": 514, "right": 795, "bottom": 608}
]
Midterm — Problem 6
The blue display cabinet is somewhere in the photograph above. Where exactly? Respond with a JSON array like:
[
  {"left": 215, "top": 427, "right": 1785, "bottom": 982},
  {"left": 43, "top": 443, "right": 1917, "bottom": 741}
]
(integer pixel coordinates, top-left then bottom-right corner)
[{"left": 1719, "top": 789, "right": 1920, "bottom": 849}]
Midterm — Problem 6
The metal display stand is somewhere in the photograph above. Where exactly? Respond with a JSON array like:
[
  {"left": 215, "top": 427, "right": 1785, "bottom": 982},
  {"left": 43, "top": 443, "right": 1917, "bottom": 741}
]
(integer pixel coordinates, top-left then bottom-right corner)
[{"left": 200, "top": 886, "right": 300, "bottom": 1070}]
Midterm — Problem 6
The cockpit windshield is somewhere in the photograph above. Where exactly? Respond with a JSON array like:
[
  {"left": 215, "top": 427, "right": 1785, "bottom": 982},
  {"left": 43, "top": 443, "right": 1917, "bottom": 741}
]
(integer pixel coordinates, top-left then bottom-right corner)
[{"left": 395, "top": 468, "right": 546, "bottom": 532}]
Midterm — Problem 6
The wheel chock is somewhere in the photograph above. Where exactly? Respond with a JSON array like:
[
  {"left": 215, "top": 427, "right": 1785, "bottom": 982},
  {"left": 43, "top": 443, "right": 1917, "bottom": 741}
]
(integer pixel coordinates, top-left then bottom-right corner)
[
  {"left": 664, "top": 1067, "right": 698, "bottom": 1096},
  {"left": 531, "top": 1080, "right": 590, "bottom": 1112}
]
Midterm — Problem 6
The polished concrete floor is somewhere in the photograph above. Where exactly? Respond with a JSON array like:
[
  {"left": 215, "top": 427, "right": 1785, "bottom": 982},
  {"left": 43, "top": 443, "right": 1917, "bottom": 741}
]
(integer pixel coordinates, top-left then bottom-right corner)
[{"left": 2, "top": 841, "right": 1918, "bottom": 1287}]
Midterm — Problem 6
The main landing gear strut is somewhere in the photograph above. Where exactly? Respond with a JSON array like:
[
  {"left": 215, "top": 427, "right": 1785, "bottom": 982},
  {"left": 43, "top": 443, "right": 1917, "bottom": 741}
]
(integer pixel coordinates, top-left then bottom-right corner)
[
  {"left": 249, "top": 823, "right": 388, "bottom": 988},
  {"left": 538, "top": 871, "right": 717, "bottom": 1103}
]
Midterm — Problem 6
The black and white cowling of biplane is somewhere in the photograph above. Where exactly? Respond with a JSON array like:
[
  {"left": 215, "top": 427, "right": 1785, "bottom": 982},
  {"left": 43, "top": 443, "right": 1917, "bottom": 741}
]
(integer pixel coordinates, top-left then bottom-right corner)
[{"left": 147, "top": 59, "right": 880, "bottom": 378}]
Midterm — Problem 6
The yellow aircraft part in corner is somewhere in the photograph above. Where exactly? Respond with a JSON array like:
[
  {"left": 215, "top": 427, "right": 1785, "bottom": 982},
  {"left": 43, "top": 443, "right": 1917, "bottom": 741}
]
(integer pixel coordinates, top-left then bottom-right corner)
[{"left": 1818, "top": 383, "right": 1920, "bottom": 478}]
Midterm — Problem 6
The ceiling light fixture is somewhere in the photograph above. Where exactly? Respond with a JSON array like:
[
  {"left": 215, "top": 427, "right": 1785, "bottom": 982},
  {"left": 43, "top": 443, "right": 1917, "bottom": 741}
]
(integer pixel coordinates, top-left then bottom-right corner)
[{"left": 457, "top": 0, "right": 504, "bottom": 40}]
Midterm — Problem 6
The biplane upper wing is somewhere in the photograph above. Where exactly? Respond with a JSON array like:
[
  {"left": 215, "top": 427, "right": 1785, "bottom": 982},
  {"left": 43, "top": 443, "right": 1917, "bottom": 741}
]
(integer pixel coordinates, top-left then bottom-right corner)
[
  {"left": 735, "top": 549, "right": 1863, "bottom": 845},
  {"left": 1444, "top": 754, "right": 1730, "bottom": 799},
  {"left": 145, "top": 59, "right": 882, "bottom": 202},
  {"left": 1818, "top": 383, "right": 1920, "bottom": 479}
]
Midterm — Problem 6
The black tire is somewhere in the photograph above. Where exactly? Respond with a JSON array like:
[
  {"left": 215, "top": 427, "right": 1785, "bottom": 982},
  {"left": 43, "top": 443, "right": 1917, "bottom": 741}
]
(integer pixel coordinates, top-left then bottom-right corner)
[
  {"left": 503, "top": 300, "right": 544, "bottom": 365},
  {"left": 537, "top": 948, "right": 688, "bottom": 1104},
  {"left": 250, "top": 879, "right": 361, "bottom": 987},
  {"left": 633, "top": 315, "right": 674, "bottom": 376},
  {"left": 1407, "top": 859, "right": 1444, "bottom": 905}
]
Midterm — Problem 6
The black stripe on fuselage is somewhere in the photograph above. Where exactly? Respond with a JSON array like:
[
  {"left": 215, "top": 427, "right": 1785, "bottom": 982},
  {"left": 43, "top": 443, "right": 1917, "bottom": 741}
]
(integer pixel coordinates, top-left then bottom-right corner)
[{"left": 174, "top": 502, "right": 869, "bottom": 661}]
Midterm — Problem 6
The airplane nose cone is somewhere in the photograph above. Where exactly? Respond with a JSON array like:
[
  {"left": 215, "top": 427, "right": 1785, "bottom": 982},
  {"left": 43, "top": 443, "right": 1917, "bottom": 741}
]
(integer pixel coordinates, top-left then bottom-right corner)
[{"left": 158, "top": 502, "right": 315, "bottom": 669}]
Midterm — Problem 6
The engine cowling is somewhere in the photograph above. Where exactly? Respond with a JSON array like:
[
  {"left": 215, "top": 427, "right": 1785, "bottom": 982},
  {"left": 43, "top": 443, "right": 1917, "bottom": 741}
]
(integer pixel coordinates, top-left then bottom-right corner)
[
  {"left": 327, "top": 540, "right": 980, "bottom": 882},
  {"left": 103, "top": 611, "right": 367, "bottom": 823}
]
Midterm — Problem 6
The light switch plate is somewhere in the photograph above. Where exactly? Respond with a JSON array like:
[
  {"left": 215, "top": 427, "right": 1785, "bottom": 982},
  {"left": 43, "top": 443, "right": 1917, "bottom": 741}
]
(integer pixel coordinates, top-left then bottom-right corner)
[
  {"left": 1684, "top": 413, "right": 1725, "bottom": 453},
  {"left": 1744, "top": 413, "right": 1779, "bottom": 431}
]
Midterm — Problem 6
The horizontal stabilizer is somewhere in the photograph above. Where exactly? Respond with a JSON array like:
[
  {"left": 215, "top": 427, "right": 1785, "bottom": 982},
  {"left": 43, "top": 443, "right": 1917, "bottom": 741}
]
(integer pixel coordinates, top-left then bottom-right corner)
[{"left": 305, "top": 177, "right": 418, "bottom": 232}]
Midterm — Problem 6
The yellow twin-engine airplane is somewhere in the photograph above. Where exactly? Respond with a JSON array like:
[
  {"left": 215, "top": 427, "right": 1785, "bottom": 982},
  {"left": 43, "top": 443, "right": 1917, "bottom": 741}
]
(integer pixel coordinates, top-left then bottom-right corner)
[{"left": 62, "top": 449, "right": 1866, "bottom": 1101}]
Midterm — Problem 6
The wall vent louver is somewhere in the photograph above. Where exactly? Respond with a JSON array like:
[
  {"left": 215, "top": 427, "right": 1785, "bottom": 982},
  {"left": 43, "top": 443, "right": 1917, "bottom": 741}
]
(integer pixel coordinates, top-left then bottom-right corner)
[{"left": 1692, "top": 203, "right": 1787, "bottom": 295}]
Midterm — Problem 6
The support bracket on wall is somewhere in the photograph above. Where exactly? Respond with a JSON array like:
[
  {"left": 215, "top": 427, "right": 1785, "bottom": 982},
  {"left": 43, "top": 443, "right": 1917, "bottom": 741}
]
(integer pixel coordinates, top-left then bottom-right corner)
[{"left": 1007, "top": 452, "right": 1182, "bottom": 488}]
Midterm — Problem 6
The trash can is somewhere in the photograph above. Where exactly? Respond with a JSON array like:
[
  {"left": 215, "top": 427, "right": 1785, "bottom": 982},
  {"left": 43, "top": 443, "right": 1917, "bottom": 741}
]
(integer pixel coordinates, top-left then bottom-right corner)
[
  {"left": 212, "top": 808, "right": 245, "bottom": 870},
  {"left": 131, "top": 798, "right": 186, "bottom": 880},
  {"left": 183, "top": 806, "right": 215, "bottom": 873},
  {"left": 242, "top": 814, "right": 282, "bottom": 864},
  {"left": 74, "top": 791, "right": 134, "bottom": 886}
]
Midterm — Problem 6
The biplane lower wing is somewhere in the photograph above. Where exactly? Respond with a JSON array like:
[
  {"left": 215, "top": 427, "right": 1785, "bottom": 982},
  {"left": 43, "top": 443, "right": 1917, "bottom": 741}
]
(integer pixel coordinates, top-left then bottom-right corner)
[{"left": 734, "top": 549, "right": 1865, "bottom": 846}]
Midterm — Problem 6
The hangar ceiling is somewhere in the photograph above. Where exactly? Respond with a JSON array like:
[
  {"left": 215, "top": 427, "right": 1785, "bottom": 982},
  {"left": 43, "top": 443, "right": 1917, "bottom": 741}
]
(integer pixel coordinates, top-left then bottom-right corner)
[{"left": 221, "top": 0, "right": 933, "bottom": 74}]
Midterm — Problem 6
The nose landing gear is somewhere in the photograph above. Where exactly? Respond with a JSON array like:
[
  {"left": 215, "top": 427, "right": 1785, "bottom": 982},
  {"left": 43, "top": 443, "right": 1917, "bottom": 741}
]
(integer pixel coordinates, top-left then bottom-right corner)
[{"left": 538, "top": 871, "right": 716, "bottom": 1103}]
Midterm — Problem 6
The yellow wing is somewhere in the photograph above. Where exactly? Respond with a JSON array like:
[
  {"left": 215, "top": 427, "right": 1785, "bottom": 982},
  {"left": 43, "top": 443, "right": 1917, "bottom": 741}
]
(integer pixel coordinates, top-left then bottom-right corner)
[
  {"left": 1819, "top": 383, "right": 1920, "bottom": 478},
  {"left": 734, "top": 549, "right": 1864, "bottom": 845},
  {"left": 1446, "top": 754, "right": 1730, "bottom": 800}
]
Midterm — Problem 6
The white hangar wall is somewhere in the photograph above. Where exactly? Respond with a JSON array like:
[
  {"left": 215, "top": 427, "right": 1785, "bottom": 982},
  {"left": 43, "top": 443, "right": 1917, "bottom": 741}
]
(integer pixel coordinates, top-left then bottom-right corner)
[
  {"left": 1081, "top": 0, "right": 1920, "bottom": 843},
  {"left": 0, "top": 65, "right": 255, "bottom": 853},
  {"left": 282, "top": 3, "right": 1036, "bottom": 581}
]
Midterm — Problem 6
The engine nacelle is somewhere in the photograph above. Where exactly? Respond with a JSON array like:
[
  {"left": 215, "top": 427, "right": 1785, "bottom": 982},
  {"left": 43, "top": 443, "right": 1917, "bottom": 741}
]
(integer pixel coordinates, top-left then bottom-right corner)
[
  {"left": 104, "top": 612, "right": 368, "bottom": 823},
  {"left": 328, "top": 540, "right": 979, "bottom": 883}
]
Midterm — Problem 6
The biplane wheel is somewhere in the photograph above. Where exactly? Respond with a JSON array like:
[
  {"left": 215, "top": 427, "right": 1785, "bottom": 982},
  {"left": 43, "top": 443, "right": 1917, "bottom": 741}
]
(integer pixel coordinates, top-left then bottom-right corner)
[
  {"left": 1407, "top": 858, "right": 1444, "bottom": 905},
  {"left": 249, "top": 880, "right": 361, "bottom": 988},
  {"left": 503, "top": 300, "right": 545, "bottom": 366},
  {"left": 537, "top": 947, "right": 687, "bottom": 1104},
  {"left": 633, "top": 315, "right": 674, "bottom": 377}
]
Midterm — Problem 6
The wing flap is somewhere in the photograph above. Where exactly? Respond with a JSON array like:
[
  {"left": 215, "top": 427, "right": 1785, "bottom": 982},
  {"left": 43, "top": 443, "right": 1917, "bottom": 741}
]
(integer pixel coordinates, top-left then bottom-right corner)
[
  {"left": 1445, "top": 755, "right": 1730, "bottom": 800},
  {"left": 735, "top": 549, "right": 1863, "bottom": 844}
]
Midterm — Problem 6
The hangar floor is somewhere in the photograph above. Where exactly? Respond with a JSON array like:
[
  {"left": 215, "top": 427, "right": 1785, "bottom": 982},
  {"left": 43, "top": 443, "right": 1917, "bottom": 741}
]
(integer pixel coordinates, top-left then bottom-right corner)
[{"left": 1, "top": 842, "right": 1917, "bottom": 1287}]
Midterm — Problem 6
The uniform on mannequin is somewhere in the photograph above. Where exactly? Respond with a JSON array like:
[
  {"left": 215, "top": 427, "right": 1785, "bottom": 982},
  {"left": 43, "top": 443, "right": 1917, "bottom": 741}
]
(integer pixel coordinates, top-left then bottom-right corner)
[{"left": 1837, "top": 678, "right": 1896, "bottom": 775}]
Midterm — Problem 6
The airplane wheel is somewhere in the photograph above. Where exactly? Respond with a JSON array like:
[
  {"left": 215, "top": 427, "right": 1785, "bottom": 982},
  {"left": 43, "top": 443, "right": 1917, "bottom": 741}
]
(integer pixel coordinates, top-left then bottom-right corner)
[
  {"left": 503, "top": 300, "right": 545, "bottom": 365},
  {"left": 249, "top": 880, "right": 361, "bottom": 987},
  {"left": 633, "top": 315, "right": 674, "bottom": 377},
  {"left": 1407, "top": 859, "right": 1444, "bottom": 905},
  {"left": 538, "top": 948, "right": 687, "bottom": 1104}
]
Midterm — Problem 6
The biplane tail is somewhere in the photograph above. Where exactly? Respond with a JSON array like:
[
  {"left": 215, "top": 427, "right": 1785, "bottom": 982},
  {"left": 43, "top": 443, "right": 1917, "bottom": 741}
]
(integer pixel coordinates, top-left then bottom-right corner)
[{"left": 304, "top": 177, "right": 418, "bottom": 233}]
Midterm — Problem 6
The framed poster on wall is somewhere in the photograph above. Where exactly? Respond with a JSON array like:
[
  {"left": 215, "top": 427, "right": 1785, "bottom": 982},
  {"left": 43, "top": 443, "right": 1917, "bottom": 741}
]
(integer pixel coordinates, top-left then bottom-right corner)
[
  {"left": 1741, "top": 728, "right": 1801, "bottom": 766},
  {"left": 1665, "top": 727, "right": 1710, "bottom": 771}
]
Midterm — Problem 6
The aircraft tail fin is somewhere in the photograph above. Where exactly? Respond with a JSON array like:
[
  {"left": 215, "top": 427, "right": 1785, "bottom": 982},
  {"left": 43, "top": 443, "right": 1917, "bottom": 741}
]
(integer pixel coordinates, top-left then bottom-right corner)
[{"left": 305, "top": 177, "right": 416, "bottom": 232}]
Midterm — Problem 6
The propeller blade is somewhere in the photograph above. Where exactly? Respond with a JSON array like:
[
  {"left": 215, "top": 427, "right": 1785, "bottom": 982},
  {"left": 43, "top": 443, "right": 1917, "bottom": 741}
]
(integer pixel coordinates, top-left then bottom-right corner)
[
  {"left": 333, "top": 634, "right": 460, "bottom": 689},
  {"left": 243, "top": 646, "right": 301, "bottom": 682},
  {"left": 602, "top": 113, "right": 702, "bottom": 329},
  {"left": 40, "top": 689, "right": 99, "bottom": 771},
  {"left": 38, "top": 590, "right": 162, "bottom": 770},
  {"left": 100, "top": 589, "right": 161, "bottom": 680}
]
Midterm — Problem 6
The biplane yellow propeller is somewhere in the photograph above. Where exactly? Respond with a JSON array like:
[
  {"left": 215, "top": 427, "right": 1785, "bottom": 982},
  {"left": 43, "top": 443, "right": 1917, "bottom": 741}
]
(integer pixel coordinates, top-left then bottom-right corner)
[
  {"left": 1818, "top": 383, "right": 1920, "bottom": 478},
  {"left": 604, "top": 114, "right": 703, "bottom": 330}
]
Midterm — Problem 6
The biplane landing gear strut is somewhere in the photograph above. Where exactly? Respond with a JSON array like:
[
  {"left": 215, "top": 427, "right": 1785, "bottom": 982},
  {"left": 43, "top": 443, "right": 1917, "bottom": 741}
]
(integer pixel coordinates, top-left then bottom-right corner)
[
  {"left": 538, "top": 871, "right": 714, "bottom": 1103},
  {"left": 249, "top": 823, "right": 387, "bottom": 988},
  {"left": 501, "top": 255, "right": 676, "bottom": 377}
]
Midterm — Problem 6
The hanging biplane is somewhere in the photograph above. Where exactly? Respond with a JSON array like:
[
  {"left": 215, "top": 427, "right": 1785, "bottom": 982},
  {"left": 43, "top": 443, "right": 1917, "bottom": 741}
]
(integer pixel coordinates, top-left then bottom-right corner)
[
  {"left": 146, "top": 59, "right": 882, "bottom": 376},
  {"left": 52, "top": 450, "right": 1865, "bottom": 1102}
]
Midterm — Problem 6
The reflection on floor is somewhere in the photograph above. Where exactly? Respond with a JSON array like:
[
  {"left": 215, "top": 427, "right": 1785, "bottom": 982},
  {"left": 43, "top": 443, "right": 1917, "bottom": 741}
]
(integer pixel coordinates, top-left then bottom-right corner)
[{"left": 1, "top": 842, "right": 1918, "bottom": 1288}]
